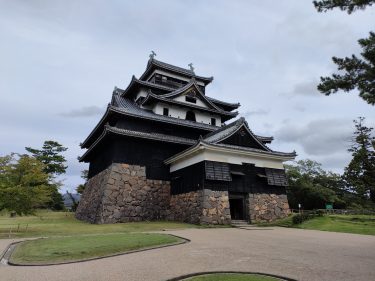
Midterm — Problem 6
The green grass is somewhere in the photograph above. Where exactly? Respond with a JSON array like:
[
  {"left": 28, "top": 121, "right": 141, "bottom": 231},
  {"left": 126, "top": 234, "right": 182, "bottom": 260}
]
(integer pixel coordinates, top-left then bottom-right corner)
[
  {"left": 0, "top": 210, "right": 197, "bottom": 238},
  {"left": 259, "top": 214, "right": 375, "bottom": 235},
  {"left": 183, "top": 273, "right": 282, "bottom": 281},
  {"left": 298, "top": 215, "right": 375, "bottom": 235},
  {"left": 10, "top": 233, "right": 182, "bottom": 264}
]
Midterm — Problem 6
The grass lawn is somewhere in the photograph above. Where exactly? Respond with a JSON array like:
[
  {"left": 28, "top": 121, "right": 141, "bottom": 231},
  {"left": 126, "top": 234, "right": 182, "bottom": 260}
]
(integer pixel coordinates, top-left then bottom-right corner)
[
  {"left": 0, "top": 210, "right": 197, "bottom": 239},
  {"left": 183, "top": 273, "right": 282, "bottom": 281},
  {"left": 10, "top": 233, "right": 182, "bottom": 264},
  {"left": 259, "top": 214, "right": 375, "bottom": 235}
]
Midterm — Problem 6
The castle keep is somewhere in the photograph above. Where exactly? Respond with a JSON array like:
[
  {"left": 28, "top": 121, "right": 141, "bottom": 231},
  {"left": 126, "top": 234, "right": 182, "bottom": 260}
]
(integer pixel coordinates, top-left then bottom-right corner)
[{"left": 76, "top": 57, "right": 296, "bottom": 224}]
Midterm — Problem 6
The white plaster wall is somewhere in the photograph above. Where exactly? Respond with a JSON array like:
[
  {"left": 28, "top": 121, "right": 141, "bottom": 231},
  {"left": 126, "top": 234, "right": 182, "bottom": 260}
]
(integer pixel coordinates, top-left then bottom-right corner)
[
  {"left": 173, "top": 95, "right": 208, "bottom": 108},
  {"left": 169, "top": 149, "right": 286, "bottom": 172},
  {"left": 135, "top": 88, "right": 149, "bottom": 100},
  {"left": 152, "top": 103, "right": 221, "bottom": 126}
]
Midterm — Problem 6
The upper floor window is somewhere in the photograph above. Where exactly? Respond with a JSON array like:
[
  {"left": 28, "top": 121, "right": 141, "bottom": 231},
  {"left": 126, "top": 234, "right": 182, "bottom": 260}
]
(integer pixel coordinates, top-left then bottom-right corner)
[
  {"left": 163, "top": 108, "right": 169, "bottom": 116},
  {"left": 211, "top": 118, "right": 216, "bottom": 126},
  {"left": 185, "top": 111, "right": 196, "bottom": 122},
  {"left": 185, "top": 95, "right": 197, "bottom": 103}
]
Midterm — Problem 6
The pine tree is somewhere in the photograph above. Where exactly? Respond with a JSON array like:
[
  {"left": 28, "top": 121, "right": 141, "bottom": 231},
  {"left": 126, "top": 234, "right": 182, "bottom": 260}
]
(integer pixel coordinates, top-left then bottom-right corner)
[
  {"left": 343, "top": 117, "right": 375, "bottom": 202},
  {"left": 313, "top": 0, "right": 375, "bottom": 14},
  {"left": 25, "top": 140, "right": 68, "bottom": 210},
  {"left": 313, "top": 1, "right": 375, "bottom": 105},
  {"left": 25, "top": 140, "right": 68, "bottom": 177}
]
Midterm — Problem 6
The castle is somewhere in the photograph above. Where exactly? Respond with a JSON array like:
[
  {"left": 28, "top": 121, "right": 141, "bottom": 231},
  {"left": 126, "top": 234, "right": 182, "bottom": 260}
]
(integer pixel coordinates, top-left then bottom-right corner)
[{"left": 76, "top": 56, "right": 296, "bottom": 224}]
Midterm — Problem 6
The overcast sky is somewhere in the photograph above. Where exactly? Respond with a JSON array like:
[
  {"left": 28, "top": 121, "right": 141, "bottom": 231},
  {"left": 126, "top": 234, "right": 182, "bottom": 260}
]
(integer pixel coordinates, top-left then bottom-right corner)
[{"left": 0, "top": 0, "right": 374, "bottom": 193}]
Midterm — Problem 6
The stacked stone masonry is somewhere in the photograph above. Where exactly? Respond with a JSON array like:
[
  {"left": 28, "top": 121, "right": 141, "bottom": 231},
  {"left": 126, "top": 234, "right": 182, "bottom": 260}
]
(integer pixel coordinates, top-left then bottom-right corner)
[
  {"left": 169, "top": 189, "right": 231, "bottom": 225},
  {"left": 248, "top": 193, "right": 290, "bottom": 222},
  {"left": 76, "top": 163, "right": 290, "bottom": 224},
  {"left": 76, "top": 163, "right": 170, "bottom": 224}
]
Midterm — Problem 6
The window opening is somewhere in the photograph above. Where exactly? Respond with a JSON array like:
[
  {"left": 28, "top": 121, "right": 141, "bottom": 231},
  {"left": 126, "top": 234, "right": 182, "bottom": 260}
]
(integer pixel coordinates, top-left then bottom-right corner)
[{"left": 185, "top": 111, "right": 196, "bottom": 121}]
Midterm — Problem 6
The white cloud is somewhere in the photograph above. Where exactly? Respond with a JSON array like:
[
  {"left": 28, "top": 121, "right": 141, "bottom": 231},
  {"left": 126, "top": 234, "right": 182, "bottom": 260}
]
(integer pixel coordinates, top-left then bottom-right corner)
[
  {"left": 60, "top": 106, "right": 105, "bottom": 118},
  {"left": 276, "top": 118, "right": 353, "bottom": 155}
]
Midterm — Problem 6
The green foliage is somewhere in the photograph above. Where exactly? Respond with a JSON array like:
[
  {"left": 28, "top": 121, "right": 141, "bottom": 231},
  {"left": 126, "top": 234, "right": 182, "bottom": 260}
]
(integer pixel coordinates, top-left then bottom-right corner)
[
  {"left": 25, "top": 140, "right": 68, "bottom": 177},
  {"left": 25, "top": 140, "right": 68, "bottom": 210},
  {"left": 313, "top": 1, "right": 375, "bottom": 105},
  {"left": 48, "top": 187, "right": 65, "bottom": 210},
  {"left": 313, "top": 0, "right": 375, "bottom": 14},
  {"left": 292, "top": 214, "right": 308, "bottom": 224},
  {"left": 343, "top": 117, "right": 375, "bottom": 202},
  {"left": 0, "top": 155, "right": 52, "bottom": 215},
  {"left": 317, "top": 32, "right": 375, "bottom": 105},
  {"left": 292, "top": 211, "right": 325, "bottom": 225},
  {"left": 76, "top": 184, "right": 85, "bottom": 194},
  {"left": 285, "top": 160, "right": 346, "bottom": 210},
  {"left": 76, "top": 169, "right": 88, "bottom": 194}
]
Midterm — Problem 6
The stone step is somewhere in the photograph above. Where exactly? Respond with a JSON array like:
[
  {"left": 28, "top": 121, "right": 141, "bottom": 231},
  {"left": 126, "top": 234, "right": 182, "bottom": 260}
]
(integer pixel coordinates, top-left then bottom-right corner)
[{"left": 231, "top": 220, "right": 250, "bottom": 227}]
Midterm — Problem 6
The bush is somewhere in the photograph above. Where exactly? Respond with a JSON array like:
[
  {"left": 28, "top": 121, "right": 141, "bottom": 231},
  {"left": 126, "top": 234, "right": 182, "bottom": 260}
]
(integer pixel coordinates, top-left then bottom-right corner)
[
  {"left": 293, "top": 214, "right": 308, "bottom": 224},
  {"left": 292, "top": 211, "right": 325, "bottom": 224}
]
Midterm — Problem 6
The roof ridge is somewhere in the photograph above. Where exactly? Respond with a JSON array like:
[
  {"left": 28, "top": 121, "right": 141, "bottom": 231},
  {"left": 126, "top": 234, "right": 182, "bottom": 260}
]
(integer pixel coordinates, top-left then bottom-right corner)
[
  {"left": 203, "top": 117, "right": 244, "bottom": 139},
  {"left": 142, "top": 58, "right": 214, "bottom": 83},
  {"left": 207, "top": 96, "right": 240, "bottom": 107},
  {"left": 143, "top": 91, "right": 238, "bottom": 117},
  {"left": 156, "top": 81, "right": 226, "bottom": 113}
]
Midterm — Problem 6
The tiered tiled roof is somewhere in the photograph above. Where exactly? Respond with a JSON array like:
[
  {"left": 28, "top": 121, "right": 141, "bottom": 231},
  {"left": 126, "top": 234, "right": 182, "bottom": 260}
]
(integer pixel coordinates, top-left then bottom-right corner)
[
  {"left": 80, "top": 92, "right": 221, "bottom": 149},
  {"left": 141, "top": 81, "right": 238, "bottom": 121},
  {"left": 139, "top": 58, "right": 214, "bottom": 85},
  {"left": 80, "top": 59, "right": 279, "bottom": 162}
]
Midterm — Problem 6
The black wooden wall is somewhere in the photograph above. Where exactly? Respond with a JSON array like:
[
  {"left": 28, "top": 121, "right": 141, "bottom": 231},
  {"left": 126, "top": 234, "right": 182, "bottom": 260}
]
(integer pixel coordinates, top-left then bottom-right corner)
[
  {"left": 88, "top": 134, "right": 190, "bottom": 180},
  {"left": 116, "top": 115, "right": 211, "bottom": 140},
  {"left": 170, "top": 160, "right": 287, "bottom": 196}
]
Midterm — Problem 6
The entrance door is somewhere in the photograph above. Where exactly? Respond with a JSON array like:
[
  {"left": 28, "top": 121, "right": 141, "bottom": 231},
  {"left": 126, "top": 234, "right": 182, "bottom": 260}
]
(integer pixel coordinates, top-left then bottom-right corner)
[{"left": 229, "top": 196, "right": 245, "bottom": 220}]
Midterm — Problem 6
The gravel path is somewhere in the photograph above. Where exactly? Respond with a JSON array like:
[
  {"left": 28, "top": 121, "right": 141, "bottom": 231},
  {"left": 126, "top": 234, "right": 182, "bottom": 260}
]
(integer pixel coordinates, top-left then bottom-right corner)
[{"left": 1, "top": 227, "right": 374, "bottom": 281}]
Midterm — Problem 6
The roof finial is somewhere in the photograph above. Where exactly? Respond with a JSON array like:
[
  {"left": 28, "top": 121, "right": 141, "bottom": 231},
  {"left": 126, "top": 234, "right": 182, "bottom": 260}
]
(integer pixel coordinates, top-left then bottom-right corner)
[
  {"left": 188, "top": 63, "right": 195, "bottom": 73},
  {"left": 149, "top": 51, "right": 156, "bottom": 60}
]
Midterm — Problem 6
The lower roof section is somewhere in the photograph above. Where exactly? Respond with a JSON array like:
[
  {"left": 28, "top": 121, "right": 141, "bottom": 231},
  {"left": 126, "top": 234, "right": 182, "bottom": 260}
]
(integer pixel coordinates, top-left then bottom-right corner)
[
  {"left": 164, "top": 141, "right": 296, "bottom": 172},
  {"left": 79, "top": 125, "right": 195, "bottom": 162}
]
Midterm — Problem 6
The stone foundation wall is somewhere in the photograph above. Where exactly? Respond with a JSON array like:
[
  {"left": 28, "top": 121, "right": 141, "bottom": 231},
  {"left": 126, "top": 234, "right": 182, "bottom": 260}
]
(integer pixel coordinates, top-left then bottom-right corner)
[
  {"left": 201, "top": 189, "right": 231, "bottom": 225},
  {"left": 75, "top": 167, "right": 111, "bottom": 223},
  {"left": 248, "top": 193, "right": 290, "bottom": 223},
  {"left": 76, "top": 163, "right": 170, "bottom": 224},
  {"left": 76, "top": 162, "right": 290, "bottom": 225},
  {"left": 169, "top": 189, "right": 231, "bottom": 225},
  {"left": 169, "top": 191, "right": 202, "bottom": 224}
]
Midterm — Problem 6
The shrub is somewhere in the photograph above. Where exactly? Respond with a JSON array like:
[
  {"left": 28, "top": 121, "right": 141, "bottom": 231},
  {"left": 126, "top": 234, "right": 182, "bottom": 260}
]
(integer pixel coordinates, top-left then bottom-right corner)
[{"left": 292, "top": 211, "right": 324, "bottom": 224}]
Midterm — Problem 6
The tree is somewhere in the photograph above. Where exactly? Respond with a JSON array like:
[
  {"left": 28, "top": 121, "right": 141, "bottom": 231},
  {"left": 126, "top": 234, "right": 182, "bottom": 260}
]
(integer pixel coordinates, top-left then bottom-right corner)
[
  {"left": 0, "top": 154, "right": 51, "bottom": 215},
  {"left": 25, "top": 141, "right": 67, "bottom": 210},
  {"left": 76, "top": 169, "right": 88, "bottom": 194},
  {"left": 313, "top": 1, "right": 375, "bottom": 105},
  {"left": 285, "top": 160, "right": 346, "bottom": 209},
  {"left": 313, "top": 0, "right": 375, "bottom": 14},
  {"left": 343, "top": 117, "right": 375, "bottom": 202},
  {"left": 25, "top": 140, "right": 68, "bottom": 177}
]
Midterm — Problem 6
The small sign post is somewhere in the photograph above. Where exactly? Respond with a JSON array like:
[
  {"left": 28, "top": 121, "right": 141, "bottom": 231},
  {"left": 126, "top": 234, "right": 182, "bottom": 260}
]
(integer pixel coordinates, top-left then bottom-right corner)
[
  {"left": 326, "top": 203, "right": 333, "bottom": 214},
  {"left": 325, "top": 203, "right": 333, "bottom": 209},
  {"left": 298, "top": 203, "right": 301, "bottom": 215}
]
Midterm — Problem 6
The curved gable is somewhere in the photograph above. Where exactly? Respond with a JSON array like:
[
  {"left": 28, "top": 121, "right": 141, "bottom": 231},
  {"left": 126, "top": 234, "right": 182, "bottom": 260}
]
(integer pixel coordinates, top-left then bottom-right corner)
[{"left": 219, "top": 124, "right": 267, "bottom": 150}]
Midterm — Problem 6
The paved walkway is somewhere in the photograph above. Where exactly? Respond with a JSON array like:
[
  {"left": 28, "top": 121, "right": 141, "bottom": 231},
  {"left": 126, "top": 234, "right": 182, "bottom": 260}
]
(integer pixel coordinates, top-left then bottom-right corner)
[{"left": 1, "top": 227, "right": 374, "bottom": 281}]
